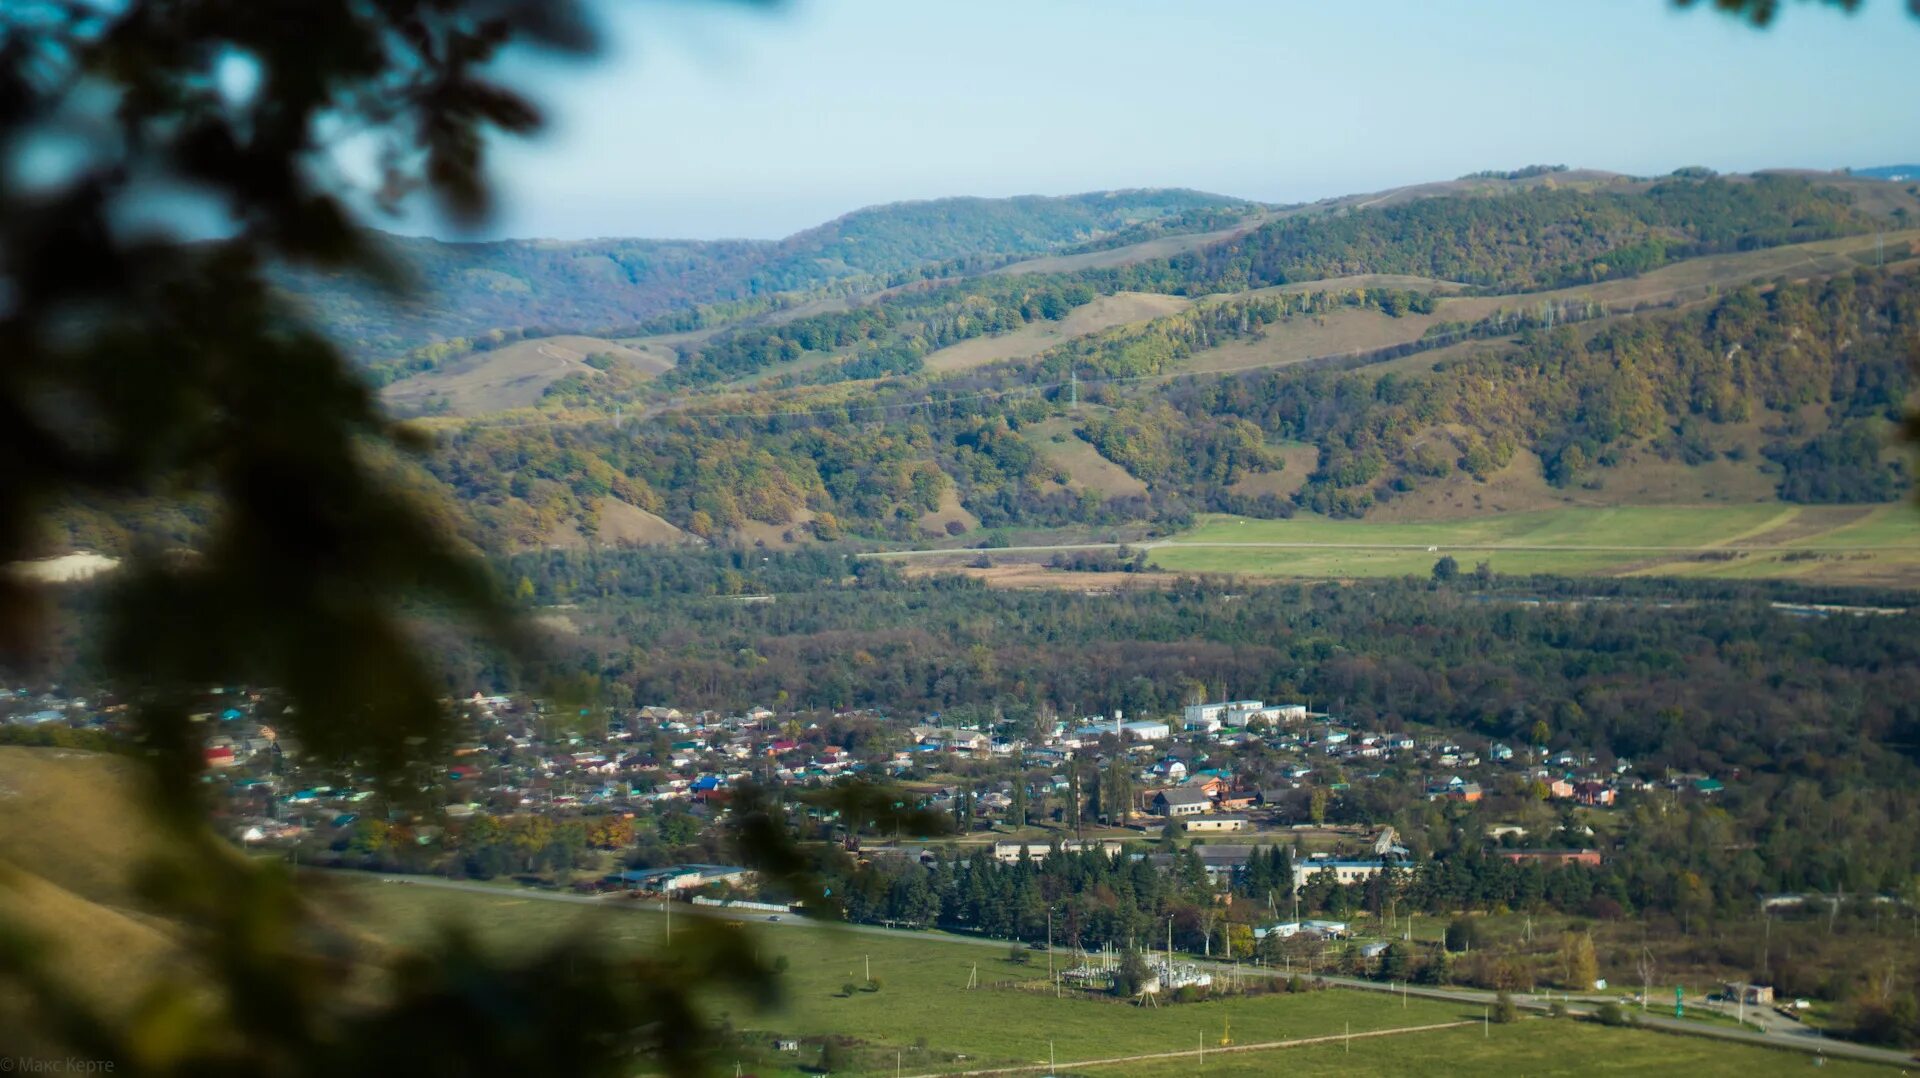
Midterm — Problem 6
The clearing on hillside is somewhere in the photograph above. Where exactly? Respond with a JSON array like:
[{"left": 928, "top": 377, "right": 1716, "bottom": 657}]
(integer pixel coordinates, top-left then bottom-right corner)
[
  {"left": 380, "top": 334, "right": 674, "bottom": 417},
  {"left": 1022, "top": 416, "right": 1149, "bottom": 497},
  {"left": 923, "top": 292, "right": 1192, "bottom": 373},
  {"left": 916, "top": 483, "right": 981, "bottom": 537},
  {"left": 1227, "top": 441, "right": 1318, "bottom": 502},
  {"left": 1177, "top": 305, "right": 1457, "bottom": 375},
  {"left": 594, "top": 497, "right": 703, "bottom": 548}
]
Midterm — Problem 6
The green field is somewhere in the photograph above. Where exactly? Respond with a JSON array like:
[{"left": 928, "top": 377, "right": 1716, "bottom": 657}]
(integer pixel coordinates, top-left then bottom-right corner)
[
  {"left": 1110, "top": 1021, "right": 1884, "bottom": 1077},
  {"left": 325, "top": 877, "right": 1893, "bottom": 1076},
  {"left": 1148, "top": 506, "right": 1920, "bottom": 587}
]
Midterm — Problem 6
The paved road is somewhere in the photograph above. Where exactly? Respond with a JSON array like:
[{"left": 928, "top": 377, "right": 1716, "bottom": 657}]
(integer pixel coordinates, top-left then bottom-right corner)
[{"left": 337, "top": 873, "right": 1917, "bottom": 1069}]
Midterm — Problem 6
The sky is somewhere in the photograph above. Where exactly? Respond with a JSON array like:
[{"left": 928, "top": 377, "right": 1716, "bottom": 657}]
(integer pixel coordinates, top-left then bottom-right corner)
[{"left": 436, "top": 0, "right": 1920, "bottom": 241}]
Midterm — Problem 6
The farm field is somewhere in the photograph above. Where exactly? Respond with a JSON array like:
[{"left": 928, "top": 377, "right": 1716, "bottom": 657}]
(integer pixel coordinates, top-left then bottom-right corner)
[
  {"left": 1147, "top": 506, "right": 1920, "bottom": 586},
  {"left": 327, "top": 875, "right": 1468, "bottom": 1074},
  {"left": 320, "top": 876, "right": 1884, "bottom": 1076}
]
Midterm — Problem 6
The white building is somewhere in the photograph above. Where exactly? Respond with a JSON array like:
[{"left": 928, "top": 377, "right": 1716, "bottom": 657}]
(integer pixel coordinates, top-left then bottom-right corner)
[
  {"left": 1073, "top": 719, "right": 1171, "bottom": 743},
  {"left": 990, "top": 839, "right": 1124, "bottom": 863},
  {"left": 1184, "top": 700, "right": 1307, "bottom": 730},
  {"left": 1291, "top": 859, "right": 1388, "bottom": 893}
]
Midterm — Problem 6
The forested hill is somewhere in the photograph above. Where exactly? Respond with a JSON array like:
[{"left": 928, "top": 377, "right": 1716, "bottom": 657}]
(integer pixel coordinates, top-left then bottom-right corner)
[
  {"left": 282, "top": 188, "right": 1250, "bottom": 360},
  {"left": 1087, "top": 174, "right": 1878, "bottom": 294},
  {"left": 767, "top": 189, "right": 1256, "bottom": 281},
  {"left": 380, "top": 268, "right": 1910, "bottom": 553}
]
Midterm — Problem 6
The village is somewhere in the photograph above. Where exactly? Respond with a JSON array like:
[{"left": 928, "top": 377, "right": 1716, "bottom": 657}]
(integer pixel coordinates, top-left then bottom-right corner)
[{"left": 1, "top": 684, "right": 1735, "bottom": 910}]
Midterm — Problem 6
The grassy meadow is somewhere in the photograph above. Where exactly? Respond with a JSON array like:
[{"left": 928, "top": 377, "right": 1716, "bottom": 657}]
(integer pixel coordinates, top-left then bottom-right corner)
[
  {"left": 324, "top": 875, "right": 1898, "bottom": 1076},
  {"left": 1147, "top": 505, "right": 1920, "bottom": 587}
]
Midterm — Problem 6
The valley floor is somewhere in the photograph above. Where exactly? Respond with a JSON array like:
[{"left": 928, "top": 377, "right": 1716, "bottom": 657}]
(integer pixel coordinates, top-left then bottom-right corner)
[
  {"left": 325, "top": 873, "right": 1905, "bottom": 1076},
  {"left": 871, "top": 505, "right": 1920, "bottom": 590}
]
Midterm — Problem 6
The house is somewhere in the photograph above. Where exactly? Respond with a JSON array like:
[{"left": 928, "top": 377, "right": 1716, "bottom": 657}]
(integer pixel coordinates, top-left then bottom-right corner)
[
  {"left": 1498, "top": 849, "right": 1603, "bottom": 867},
  {"left": 1723, "top": 982, "right": 1775, "bottom": 1006},
  {"left": 1372, "top": 827, "right": 1410, "bottom": 859},
  {"left": 1547, "top": 778, "right": 1576, "bottom": 799},
  {"left": 1181, "top": 774, "right": 1229, "bottom": 798},
  {"left": 1291, "top": 860, "right": 1387, "bottom": 893},
  {"left": 1216, "top": 789, "right": 1258, "bottom": 811},
  {"left": 614, "top": 864, "right": 750, "bottom": 893},
  {"left": 1154, "top": 788, "right": 1213, "bottom": 817},
  {"left": 1183, "top": 711, "right": 1223, "bottom": 734},
  {"left": 1426, "top": 777, "right": 1482, "bottom": 803},
  {"left": 1359, "top": 941, "right": 1392, "bottom": 959},
  {"left": 991, "top": 839, "right": 1124, "bottom": 863},
  {"left": 910, "top": 726, "right": 989, "bottom": 754},
  {"left": 1573, "top": 781, "right": 1616, "bottom": 806},
  {"left": 1301, "top": 919, "right": 1350, "bottom": 939},
  {"left": 1190, "top": 843, "right": 1268, "bottom": 881},
  {"left": 1253, "top": 922, "right": 1301, "bottom": 940},
  {"left": 1184, "top": 816, "right": 1247, "bottom": 834}
]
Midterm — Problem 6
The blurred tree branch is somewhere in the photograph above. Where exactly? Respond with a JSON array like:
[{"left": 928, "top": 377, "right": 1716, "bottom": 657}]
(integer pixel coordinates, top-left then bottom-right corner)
[
  {"left": 0, "top": 2, "right": 784, "bottom": 1073},
  {"left": 1677, "top": 0, "right": 1920, "bottom": 24}
]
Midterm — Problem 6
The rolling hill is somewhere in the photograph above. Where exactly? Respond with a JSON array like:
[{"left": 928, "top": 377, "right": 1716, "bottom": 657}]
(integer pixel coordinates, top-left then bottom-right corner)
[
  {"left": 103, "top": 167, "right": 1920, "bottom": 569},
  {"left": 287, "top": 188, "right": 1255, "bottom": 361}
]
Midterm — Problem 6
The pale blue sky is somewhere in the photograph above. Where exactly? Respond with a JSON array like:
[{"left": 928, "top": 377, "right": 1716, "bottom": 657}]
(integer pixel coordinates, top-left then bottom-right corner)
[{"left": 455, "top": 0, "right": 1919, "bottom": 240}]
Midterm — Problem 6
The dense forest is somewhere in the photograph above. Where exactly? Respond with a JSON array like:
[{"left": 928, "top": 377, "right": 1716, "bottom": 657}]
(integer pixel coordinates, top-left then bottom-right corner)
[
  {"left": 1162, "top": 270, "right": 1914, "bottom": 514},
  {"left": 1100, "top": 174, "right": 1874, "bottom": 294},
  {"left": 479, "top": 549, "right": 1920, "bottom": 789}
]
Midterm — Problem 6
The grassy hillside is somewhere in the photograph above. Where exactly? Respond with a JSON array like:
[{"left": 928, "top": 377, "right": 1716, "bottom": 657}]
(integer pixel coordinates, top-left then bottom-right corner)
[
  {"left": 923, "top": 292, "right": 1191, "bottom": 374},
  {"left": 0, "top": 747, "right": 181, "bottom": 1024},
  {"left": 380, "top": 334, "right": 673, "bottom": 417}
]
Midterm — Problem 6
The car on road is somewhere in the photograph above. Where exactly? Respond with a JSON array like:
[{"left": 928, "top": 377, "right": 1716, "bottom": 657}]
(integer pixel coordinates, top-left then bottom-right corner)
[{"left": 767, "top": 915, "right": 782, "bottom": 922}]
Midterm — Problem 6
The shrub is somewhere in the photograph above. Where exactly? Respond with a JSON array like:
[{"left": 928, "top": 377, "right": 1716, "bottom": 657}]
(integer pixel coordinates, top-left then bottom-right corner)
[
  {"left": 1444, "top": 917, "right": 1480, "bottom": 954},
  {"left": 1595, "top": 1001, "right": 1632, "bottom": 1027},
  {"left": 1493, "top": 991, "right": 1519, "bottom": 1023}
]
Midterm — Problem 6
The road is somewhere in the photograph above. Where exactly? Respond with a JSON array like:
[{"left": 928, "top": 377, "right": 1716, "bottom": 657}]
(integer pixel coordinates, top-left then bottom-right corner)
[
  {"left": 337, "top": 873, "right": 1918, "bottom": 1069},
  {"left": 862, "top": 539, "right": 1899, "bottom": 560}
]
